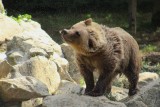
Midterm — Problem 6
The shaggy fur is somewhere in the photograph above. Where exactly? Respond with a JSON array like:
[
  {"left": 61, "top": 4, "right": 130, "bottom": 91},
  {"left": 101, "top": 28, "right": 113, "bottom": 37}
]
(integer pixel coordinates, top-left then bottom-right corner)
[{"left": 60, "top": 18, "right": 141, "bottom": 96}]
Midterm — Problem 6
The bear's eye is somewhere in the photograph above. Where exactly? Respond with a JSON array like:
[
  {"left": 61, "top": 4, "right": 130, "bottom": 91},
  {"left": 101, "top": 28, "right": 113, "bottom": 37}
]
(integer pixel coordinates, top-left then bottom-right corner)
[{"left": 75, "top": 31, "right": 80, "bottom": 37}]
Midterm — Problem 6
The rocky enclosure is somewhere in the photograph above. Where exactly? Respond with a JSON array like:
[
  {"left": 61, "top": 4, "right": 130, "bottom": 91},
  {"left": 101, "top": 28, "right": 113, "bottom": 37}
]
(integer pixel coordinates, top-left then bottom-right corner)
[{"left": 0, "top": 12, "right": 160, "bottom": 107}]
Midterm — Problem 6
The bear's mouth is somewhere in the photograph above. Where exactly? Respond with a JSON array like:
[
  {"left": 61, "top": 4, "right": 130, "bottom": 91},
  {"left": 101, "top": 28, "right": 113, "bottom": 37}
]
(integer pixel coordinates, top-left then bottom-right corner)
[
  {"left": 61, "top": 35, "right": 68, "bottom": 42},
  {"left": 61, "top": 34, "right": 72, "bottom": 43}
]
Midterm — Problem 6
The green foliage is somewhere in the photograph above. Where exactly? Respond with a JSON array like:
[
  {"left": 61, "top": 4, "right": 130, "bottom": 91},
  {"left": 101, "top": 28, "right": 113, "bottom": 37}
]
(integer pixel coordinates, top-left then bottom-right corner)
[
  {"left": 85, "top": 14, "right": 92, "bottom": 19},
  {"left": 141, "top": 61, "right": 160, "bottom": 74},
  {"left": 105, "top": 14, "right": 113, "bottom": 22},
  {"left": 141, "top": 44, "right": 158, "bottom": 53},
  {"left": 106, "top": 93, "right": 117, "bottom": 101},
  {"left": 11, "top": 14, "right": 32, "bottom": 23},
  {"left": 79, "top": 78, "right": 85, "bottom": 87}
]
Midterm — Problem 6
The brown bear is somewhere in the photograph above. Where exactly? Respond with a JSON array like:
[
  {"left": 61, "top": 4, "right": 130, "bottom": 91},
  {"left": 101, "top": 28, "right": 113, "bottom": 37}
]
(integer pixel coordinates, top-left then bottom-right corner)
[{"left": 60, "top": 18, "right": 141, "bottom": 97}]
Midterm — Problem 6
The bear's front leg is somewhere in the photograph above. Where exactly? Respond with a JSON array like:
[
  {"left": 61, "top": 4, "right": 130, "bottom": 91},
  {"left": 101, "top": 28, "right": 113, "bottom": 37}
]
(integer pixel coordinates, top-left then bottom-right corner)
[
  {"left": 86, "top": 60, "right": 117, "bottom": 97},
  {"left": 79, "top": 64, "right": 95, "bottom": 94},
  {"left": 86, "top": 72, "right": 112, "bottom": 97}
]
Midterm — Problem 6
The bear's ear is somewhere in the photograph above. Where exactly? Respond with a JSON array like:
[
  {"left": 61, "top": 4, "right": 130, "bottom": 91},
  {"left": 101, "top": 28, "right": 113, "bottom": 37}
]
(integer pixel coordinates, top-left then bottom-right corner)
[{"left": 84, "top": 18, "right": 92, "bottom": 26}]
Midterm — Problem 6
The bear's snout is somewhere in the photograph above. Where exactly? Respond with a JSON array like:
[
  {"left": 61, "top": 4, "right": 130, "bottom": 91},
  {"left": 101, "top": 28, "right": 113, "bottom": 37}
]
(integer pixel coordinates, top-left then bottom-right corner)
[{"left": 60, "top": 29, "right": 68, "bottom": 35}]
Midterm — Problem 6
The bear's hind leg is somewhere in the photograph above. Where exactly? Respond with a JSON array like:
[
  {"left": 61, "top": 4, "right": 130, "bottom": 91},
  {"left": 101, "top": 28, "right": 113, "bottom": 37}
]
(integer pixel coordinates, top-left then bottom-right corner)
[{"left": 124, "top": 62, "right": 140, "bottom": 96}]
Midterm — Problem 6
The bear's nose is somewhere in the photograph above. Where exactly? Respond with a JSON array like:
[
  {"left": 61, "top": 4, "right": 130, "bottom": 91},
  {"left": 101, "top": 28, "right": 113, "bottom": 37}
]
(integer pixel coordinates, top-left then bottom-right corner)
[{"left": 60, "top": 29, "right": 68, "bottom": 35}]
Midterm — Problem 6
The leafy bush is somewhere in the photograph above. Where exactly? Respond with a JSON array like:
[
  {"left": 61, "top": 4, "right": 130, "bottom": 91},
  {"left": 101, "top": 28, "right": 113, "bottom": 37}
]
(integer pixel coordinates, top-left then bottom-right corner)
[
  {"left": 141, "top": 44, "right": 158, "bottom": 53},
  {"left": 11, "top": 14, "right": 32, "bottom": 23}
]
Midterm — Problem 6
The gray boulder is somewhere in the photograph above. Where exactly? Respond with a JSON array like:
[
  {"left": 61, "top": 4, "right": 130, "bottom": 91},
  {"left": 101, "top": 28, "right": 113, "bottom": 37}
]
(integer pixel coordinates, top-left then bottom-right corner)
[
  {"left": 42, "top": 94, "right": 126, "bottom": 107},
  {"left": 52, "top": 53, "right": 75, "bottom": 82},
  {"left": 0, "top": 13, "right": 22, "bottom": 42},
  {"left": 123, "top": 79, "right": 160, "bottom": 107},
  {"left": 21, "top": 98, "right": 43, "bottom": 107},
  {"left": 0, "top": 60, "right": 13, "bottom": 79},
  {"left": 56, "top": 80, "right": 84, "bottom": 95},
  {"left": 0, "top": 15, "right": 62, "bottom": 101},
  {"left": 0, "top": 76, "right": 49, "bottom": 102},
  {"left": 14, "top": 56, "right": 61, "bottom": 94},
  {"left": 6, "top": 33, "right": 62, "bottom": 65}
]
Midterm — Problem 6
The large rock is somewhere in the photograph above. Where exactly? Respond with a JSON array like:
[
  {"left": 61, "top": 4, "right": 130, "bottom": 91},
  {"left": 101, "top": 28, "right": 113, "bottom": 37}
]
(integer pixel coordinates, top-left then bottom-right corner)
[
  {"left": 42, "top": 94, "right": 126, "bottom": 107},
  {"left": 138, "top": 72, "right": 159, "bottom": 88},
  {"left": 14, "top": 56, "right": 61, "bottom": 94},
  {"left": 123, "top": 79, "right": 160, "bottom": 107},
  {"left": 56, "top": 80, "right": 128, "bottom": 101},
  {"left": 110, "top": 86, "right": 128, "bottom": 101},
  {"left": 21, "top": 98, "right": 43, "bottom": 107},
  {"left": 0, "top": 41, "right": 7, "bottom": 52},
  {"left": 4, "top": 18, "right": 62, "bottom": 65},
  {"left": 0, "top": 14, "right": 64, "bottom": 105},
  {"left": 0, "top": 57, "right": 60, "bottom": 98},
  {"left": 0, "top": 14, "right": 63, "bottom": 103},
  {"left": 52, "top": 53, "right": 75, "bottom": 82},
  {"left": 19, "top": 20, "right": 41, "bottom": 31},
  {"left": 0, "top": 76, "right": 49, "bottom": 102},
  {"left": 56, "top": 80, "right": 84, "bottom": 95},
  {"left": 0, "top": 14, "right": 22, "bottom": 42},
  {"left": 0, "top": 60, "right": 13, "bottom": 79},
  {"left": 113, "top": 72, "right": 159, "bottom": 89},
  {"left": 6, "top": 33, "right": 62, "bottom": 65},
  {"left": 61, "top": 43, "right": 82, "bottom": 83},
  {"left": 0, "top": 0, "right": 4, "bottom": 13}
]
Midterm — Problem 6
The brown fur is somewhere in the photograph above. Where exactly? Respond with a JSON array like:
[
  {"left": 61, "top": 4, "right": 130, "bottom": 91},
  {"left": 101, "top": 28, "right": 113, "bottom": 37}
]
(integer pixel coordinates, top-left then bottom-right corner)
[{"left": 60, "top": 18, "right": 141, "bottom": 96}]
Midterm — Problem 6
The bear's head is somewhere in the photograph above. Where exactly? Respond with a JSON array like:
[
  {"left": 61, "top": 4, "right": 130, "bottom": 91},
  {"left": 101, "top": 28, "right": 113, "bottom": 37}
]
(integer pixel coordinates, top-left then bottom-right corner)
[{"left": 60, "top": 18, "right": 106, "bottom": 56}]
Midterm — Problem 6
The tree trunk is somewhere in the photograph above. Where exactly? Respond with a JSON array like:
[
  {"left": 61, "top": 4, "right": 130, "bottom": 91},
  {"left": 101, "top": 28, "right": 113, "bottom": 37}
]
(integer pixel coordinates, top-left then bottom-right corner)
[
  {"left": 129, "top": 0, "right": 137, "bottom": 35},
  {"left": 151, "top": 0, "right": 160, "bottom": 28}
]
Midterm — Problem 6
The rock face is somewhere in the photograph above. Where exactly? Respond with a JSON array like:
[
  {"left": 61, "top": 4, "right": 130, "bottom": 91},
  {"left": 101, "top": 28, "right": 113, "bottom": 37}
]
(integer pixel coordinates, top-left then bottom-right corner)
[
  {"left": 42, "top": 94, "right": 126, "bottom": 107},
  {"left": 56, "top": 80, "right": 128, "bottom": 101},
  {"left": 0, "top": 60, "right": 13, "bottom": 79},
  {"left": 21, "top": 98, "right": 43, "bottom": 107},
  {"left": 110, "top": 86, "right": 128, "bottom": 101},
  {"left": 0, "top": 13, "right": 62, "bottom": 103},
  {"left": 6, "top": 30, "right": 62, "bottom": 65},
  {"left": 0, "top": 76, "right": 49, "bottom": 102},
  {"left": 124, "top": 79, "right": 160, "bottom": 107},
  {"left": 138, "top": 72, "right": 159, "bottom": 88},
  {"left": 56, "top": 80, "right": 84, "bottom": 95},
  {"left": 0, "top": 14, "right": 22, "bottom": 42},
  {"left": 14, "top": 56, "right": 60, "bottom": 94},
  {"left": 52, "top": 53, "right": 74, "bottom": 82},
  {"left": 61, "top": 43, "right": 82, "bottom": 83},
  {"left": 0, "top": 0, "right": 4, "bottom": 13}
]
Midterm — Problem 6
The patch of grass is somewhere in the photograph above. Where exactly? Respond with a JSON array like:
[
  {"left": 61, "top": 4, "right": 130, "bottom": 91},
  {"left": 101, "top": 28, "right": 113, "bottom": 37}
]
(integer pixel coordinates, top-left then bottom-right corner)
[
  {"left": 141, "top": 61, "right": 160, "bottom": 74},
  {"left": 141, "top": 44, "right": 158, "bottom": 53}
]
